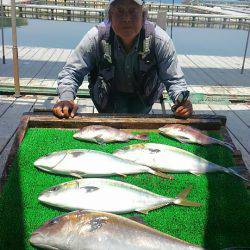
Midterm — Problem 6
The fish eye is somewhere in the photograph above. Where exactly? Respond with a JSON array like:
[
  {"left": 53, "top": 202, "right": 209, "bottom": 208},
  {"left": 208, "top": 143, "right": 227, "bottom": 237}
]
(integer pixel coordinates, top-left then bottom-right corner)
[
  {"left": 50, "top": 186, "right": 59, "bottom": 192},
  {"left": 48, "top": 218, "right": 59, "bottom": 225}
]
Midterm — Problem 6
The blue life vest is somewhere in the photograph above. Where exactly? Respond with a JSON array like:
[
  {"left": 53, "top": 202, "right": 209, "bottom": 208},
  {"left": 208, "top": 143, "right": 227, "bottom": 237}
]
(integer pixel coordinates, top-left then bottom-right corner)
[{"left": 88, "top": 20, "right": 164, "bottom": 113}]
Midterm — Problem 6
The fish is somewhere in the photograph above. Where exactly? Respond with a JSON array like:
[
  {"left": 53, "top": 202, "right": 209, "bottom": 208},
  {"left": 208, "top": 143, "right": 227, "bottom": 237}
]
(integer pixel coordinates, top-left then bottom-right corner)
[
  {"left": 113, "top": 143, "right": 248, "bottom": 181},
  {"left": 38, "top": 178, "right": 201, "bottom": 213},
  {"left": 30, "top": 210, "right": 204, "bottom": 250},
  {"left": 73, "top": 125, "right": 148, "bottom": 144},
  {"left": 159, "top": 124, "right": 235, "bottom": 151},
  {"left": 34, "top": 149, "right": 172, "bottom": 179}
]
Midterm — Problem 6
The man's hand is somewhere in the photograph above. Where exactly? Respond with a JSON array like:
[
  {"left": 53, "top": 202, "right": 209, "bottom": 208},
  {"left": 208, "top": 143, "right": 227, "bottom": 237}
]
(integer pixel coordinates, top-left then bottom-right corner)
[
  {"left": 52, "top": 100, "right": 78, "bottom": 119},
  {"left": 173, "top": 99, "right": 193, "bottom": 118}
]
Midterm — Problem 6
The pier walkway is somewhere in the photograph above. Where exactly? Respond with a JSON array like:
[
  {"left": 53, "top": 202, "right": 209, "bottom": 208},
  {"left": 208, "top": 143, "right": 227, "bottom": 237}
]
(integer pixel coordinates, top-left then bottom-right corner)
[{"left": 1, "top": 46, "right": 249, "bottom": 96}]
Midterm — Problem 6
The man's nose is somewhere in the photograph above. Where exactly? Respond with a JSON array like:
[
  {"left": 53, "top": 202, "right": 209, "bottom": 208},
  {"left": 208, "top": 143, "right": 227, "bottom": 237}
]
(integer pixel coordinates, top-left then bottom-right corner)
[{"left": 122, "top": 11, "right": 132, "bottom": 21}]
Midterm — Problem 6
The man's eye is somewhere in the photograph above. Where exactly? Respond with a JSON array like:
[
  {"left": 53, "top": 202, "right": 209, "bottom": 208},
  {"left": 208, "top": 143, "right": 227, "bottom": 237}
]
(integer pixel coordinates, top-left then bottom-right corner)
[{"left": 117, "top": 8, "right": 124, "bottom": 14}]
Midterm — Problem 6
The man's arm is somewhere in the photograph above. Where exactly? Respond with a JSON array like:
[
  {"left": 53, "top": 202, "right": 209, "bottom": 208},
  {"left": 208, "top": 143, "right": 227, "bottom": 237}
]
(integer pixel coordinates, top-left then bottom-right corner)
[
  {"left": 155, "top": 26, "right": 193, "bottom": 118},
  {"left": 53, "top": 27, "right": 98, "bottom": 118}
]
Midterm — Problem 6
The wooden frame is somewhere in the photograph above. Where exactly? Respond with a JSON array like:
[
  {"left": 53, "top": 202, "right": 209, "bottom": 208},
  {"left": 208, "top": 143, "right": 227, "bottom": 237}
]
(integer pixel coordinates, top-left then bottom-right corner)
[{"left": 1, "top": 112, "right": 249, "bottom": 191}]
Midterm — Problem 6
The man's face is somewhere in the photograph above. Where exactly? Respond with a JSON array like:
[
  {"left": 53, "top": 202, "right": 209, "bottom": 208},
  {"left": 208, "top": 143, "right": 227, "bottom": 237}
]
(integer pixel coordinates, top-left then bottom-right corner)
[{"left": 109, "top": 0, "right": 143, "bottom": 43}]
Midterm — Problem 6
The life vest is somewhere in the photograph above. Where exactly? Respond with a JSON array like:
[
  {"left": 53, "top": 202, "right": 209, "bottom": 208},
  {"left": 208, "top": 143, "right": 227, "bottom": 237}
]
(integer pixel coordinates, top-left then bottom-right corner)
[{"left": 88, "top": 20, "right": 164, "bottom": 113}]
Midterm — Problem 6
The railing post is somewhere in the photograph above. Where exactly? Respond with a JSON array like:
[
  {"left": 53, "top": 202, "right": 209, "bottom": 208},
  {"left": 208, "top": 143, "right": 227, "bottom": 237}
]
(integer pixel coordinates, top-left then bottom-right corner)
[
  {"left": 11, "top": 0, "right": 21, "bottom": 97},
  {"left": 1, "top": 0, "right": 5, "bottom": 64},
  {"left": 241, "top": 28, "right": 250, "bottom": 74}
]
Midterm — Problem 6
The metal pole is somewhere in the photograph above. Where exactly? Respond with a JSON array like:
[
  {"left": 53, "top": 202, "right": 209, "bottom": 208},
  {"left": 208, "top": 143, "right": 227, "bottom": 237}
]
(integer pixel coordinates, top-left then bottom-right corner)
[
  {"left": 170, "top": 0, "right": 174, "bottom": 39},
  {"left": 11, "top": 0, "right": 21, "bottom": 97},
  {"left": 241, "top": 28, "right": 250, "bottom": 74},
  {"left": 1, "top": 0, "right": 5, "bottom": 64}
]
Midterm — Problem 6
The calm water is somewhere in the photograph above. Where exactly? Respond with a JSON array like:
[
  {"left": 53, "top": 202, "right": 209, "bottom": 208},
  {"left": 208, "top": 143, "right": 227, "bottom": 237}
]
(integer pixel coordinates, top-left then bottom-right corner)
[{"left": 2, "top": 19, "right": 249, "bottom": 57}]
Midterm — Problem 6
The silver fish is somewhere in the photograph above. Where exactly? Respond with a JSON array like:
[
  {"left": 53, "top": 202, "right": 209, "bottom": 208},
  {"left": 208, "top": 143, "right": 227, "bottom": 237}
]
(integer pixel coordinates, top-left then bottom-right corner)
[
  {"left": 38, "top": 178, "right": 200, "bottom": 213},
  {"left": 30, "top": 210, "right": 204, "bottom": 250},
  {"left": 113, "top": 143, "right": 248, "bottom": 181},
  {"left": 34, "top": 149, "right": 172, "bottom": 179},
  {"left": 159, "top": 124, "right": 235, "bottom": 151},
  {"left": 73, "top": 125, "right": 148, "bottom": 144}
]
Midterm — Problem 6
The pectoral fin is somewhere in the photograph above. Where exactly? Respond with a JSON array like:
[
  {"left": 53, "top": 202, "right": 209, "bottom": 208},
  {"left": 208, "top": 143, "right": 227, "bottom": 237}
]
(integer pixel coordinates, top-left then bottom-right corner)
[
  {"left": 176, "top": 136, "right": 192, "bottom": 144},
  {"left": 190, "top": 171, "right": 201, "bottom": 176},
  {"left": 116, "top": 173, "right": 127, "bottom": 177},
  {"left": 71, "top": 173, "right": 84, "bottom": 179}
]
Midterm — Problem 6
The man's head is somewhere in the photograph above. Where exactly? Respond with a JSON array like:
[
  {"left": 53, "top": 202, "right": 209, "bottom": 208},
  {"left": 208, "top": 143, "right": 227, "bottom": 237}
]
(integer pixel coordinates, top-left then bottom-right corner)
[{"left": 108, "top": 0, "right": 146, "bottom": 45}]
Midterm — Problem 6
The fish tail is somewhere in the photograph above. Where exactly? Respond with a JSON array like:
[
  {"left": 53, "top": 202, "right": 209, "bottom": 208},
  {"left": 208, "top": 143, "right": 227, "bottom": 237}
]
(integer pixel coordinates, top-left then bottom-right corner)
[
  {"left": 174, "top": 186, "right": 202, "bottom": 207},
  {"left": 227, "top": 167, "right": 249, "bottom": 182},
  {"left": 133, "top": 134, "right": 149, "bottom": 141},
  {"left": 147, "top": 168, "right": 174, "bottom": 180},
  {"left": 212, "top": 138, "right": 235, "bottom": 152}
]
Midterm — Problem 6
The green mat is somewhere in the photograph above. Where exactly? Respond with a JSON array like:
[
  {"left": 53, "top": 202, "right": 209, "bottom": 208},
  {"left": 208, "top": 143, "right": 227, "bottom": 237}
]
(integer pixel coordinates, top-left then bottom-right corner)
[{"left": 0, "top": 128, "right": 249, "bottom": 250}]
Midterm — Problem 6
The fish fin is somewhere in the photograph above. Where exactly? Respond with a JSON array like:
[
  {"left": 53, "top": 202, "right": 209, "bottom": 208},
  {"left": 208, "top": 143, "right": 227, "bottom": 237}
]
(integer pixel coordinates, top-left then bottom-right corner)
[
  {"left": 218, "top": 141, "right": 235, "bottom": 152},
  {"left": 93, "top": 136, "right": 106, "bottom": 144},
  {"left": 133, "top": 134, "right": 149, "bottom": 141},
  {"left": 71, "top": 173, "right": 84, "bottom": 179},
  {"left": 128, "top": 215, "right": 147, "bottom": 225},
  {"left": 136, "top": 203, "right": 171, "bottom": 214},
  {"left": 174, "top": 186, "right": 202, "bottom": 207},
  {"left": 190, "top": 171, "right": 201, "bottom": 176},
  {"left": 147, "top": 168, "right": 174, "bottom": 180},
  {"left": 175, "top": 136, "right": 192, "bottom": 144},
  {"left": 227, "top": 167, "right": 249, "bottom": 182},
  {"left": 116, "top": 173, "right": 127, "bottom": 177}
]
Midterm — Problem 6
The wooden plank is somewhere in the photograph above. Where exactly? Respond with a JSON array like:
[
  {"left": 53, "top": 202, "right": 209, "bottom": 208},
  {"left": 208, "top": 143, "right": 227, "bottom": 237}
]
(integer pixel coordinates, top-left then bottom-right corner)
[
  {"left": 28, "top": 48, "right": 63, "bottom": 87},
  {"left": 0, "top": 115, "right": 30, "bottom": 190},
  {"left": 27, "top": 113, "right": 226, "bottom": 130},
  {"left": 0, "top": 97, "right": 37, "bottom": 153},
  {"left": 151, "top": 102, "right": 172, "bottom": 115},
  {"left": 228, "top": 130, "right": 250, "bottom": 171},
  {"left": 0, "top": 137, "right": 15, "bottom": 179},
  {"left": 0, "top": 96, "right": 16, "bottom": 117},
  {"left": 186, "top": 55, "right": 243, "bottom": 95},
  {"left": 3, "top": 47, "right": 42, "bottom": 85},
  {"left": 33, "top": 96, "right": 59, "bottom": 112},
  {"left": 192, "top": 104, "right": 215, "bottom": 115},
  {"left": 0, "top": 47, "right": 32, "bottom": 83},
  {"left": 209, "top": 104, "right": 250, "bottom": 154},
  {"left": 24, "top": 48, "right": 58, "bottom": 86},
  {"left": 207, "top": 55, "right": 250, "bottom": 85},
  {"left": 76, "top": 98, "right": 94, "bottom": 114},
  {"left": 228, "top": 103, "right": 250, "bottom": 127},
  {"left": 44, "top": 49, "right": 72, "bottom": 87}
]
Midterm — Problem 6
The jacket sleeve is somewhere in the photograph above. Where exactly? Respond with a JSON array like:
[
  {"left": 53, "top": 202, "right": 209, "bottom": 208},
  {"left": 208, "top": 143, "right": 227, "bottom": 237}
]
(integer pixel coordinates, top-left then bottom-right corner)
[
  {"left": 57, "top": 27, "right": 98, "bottom": 101},
  {"left": 154, "top": 26, "right": 188, "bottom": 103}
]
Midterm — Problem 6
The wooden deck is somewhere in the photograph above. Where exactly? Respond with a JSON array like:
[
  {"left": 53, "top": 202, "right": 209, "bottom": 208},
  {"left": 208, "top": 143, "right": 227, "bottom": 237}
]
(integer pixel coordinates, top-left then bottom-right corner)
[{"left": 0, "top": 46, "right": 249, "bottom": 96}]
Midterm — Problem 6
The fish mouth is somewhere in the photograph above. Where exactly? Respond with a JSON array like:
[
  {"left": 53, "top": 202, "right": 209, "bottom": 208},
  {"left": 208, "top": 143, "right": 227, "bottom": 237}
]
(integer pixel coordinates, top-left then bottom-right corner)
[
  {"left": 29, "top": 232, "right": 47, "bottom": 248},
  {"left": 34, "top": 152, "right": 68, "bottom": 171}
]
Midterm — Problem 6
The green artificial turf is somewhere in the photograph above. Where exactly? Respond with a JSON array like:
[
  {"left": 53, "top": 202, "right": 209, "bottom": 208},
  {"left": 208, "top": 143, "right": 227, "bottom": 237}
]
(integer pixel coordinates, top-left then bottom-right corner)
[{"left": 0, "top": 128, "right": 249, "bottom": 250}]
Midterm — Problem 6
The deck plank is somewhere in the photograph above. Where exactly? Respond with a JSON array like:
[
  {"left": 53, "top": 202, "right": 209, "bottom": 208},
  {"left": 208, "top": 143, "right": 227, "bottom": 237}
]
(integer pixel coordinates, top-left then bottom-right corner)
[
  {"left": 0, "top": 96, "right": 16, "bottom": 117},
  {"left": 228, "top": 103, "right": 250, "bottom": 127},
  {"left": 28, "top": 48, "right": 64, "bottom": 86},
  {"left": 76, "top": 98, "right": 95, "bottom": 114},
  {"left": 0, "top": 97, "right": 37, "bottom": 154},
  {"left": 186, "top": 55, "right": 245, "bottom": 94},
  {"left": 209, "top": 104, "right": 250, "bottom": 154},
  {"left": 193, "top": 104, "right": 215, "bottom": 115}
]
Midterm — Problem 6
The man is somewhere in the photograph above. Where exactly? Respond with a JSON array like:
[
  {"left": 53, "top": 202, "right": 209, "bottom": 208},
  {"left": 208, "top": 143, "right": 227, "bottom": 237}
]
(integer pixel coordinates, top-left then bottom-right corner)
[{"left": 53, "top": 0, "right": 193, "bottom": 118}]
